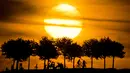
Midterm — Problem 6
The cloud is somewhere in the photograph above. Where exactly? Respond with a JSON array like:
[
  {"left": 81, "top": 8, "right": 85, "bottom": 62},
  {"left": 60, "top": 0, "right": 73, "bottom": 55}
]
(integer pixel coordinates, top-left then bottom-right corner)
[
  {"left": 83, "top": 0, "right": 130, "bottom": 5},
  {"left": 0, "top": 25, "right": 34, "bottom": 41},
  {"left": 97, "top": 24, "right": 130, "bottom": 33},
  {"left": 0, "top": 0, "right": 36, "bottom": 21},
  {"left": 0, "top": 28, "right": 28, "bottom": 37}
]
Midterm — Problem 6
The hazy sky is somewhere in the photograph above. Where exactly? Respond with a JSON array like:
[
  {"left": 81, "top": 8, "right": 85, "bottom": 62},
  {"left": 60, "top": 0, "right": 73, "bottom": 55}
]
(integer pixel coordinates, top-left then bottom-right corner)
[{"left": 0, "top": 0, "right": 130, "bottom": 71}]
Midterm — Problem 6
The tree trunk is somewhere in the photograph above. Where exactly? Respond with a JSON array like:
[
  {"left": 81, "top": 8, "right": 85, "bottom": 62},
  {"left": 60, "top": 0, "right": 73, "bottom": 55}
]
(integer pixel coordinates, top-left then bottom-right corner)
[
  {"left": 91, "top": 56, "right": 93, "bottom": 68},
  {"left": 104, "top": 56, "right": 106, "bottom": 69},
  {"left": 16, "top": 60, "right": 19, "bottom": 70},
  {"left": 73, "top": 57, "right": 75, "bottom": 68},
  {"left": 112, "top": 56, "right": 115, "bottom": 69},
  {"left": 47, "top": 59, "right": 50, "bottom": 69},
  {"left": 44, "top": 59, "right": 46, "bottom": 69},
  {"left": 28, "top": 56, "right": 30, "bottom": 70},
  {"left": 64, "top": 56, "right": 66, "bottom": 68}
]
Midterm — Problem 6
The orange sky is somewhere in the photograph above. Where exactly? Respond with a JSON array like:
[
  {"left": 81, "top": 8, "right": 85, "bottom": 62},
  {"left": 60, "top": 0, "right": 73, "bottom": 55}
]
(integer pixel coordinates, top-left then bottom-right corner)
[{"left": 0, "top": 0, "right": 130, "bottom": 71}]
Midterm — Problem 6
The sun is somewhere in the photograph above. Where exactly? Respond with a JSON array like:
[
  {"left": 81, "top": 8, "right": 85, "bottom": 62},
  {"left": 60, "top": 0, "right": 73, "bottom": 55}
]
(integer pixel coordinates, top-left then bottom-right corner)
[{"left": 44, "top": 4, "right": 82, "bottom": 39}]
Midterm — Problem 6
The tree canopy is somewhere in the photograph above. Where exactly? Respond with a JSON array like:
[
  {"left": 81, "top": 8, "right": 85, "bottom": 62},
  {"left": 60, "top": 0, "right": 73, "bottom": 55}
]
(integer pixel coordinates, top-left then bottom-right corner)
[
  {"left": 37, "top": 36, "right": 59, "bottom": 60},
  {"left": 1, "top": 38, "right": 32, "bottom": 61}
]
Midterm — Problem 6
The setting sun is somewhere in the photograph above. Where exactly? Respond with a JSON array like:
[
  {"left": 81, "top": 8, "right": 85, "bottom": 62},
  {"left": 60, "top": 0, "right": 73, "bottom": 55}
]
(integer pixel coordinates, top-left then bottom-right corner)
[
  {"left": 44, "top": 4, "right": 82, "bottom": 39},
  {"left": 54, "top": 4, "right": 76, "bottom": 12},
  {"left": 44, "top": 26, "right": 82, "bottom": 38}
]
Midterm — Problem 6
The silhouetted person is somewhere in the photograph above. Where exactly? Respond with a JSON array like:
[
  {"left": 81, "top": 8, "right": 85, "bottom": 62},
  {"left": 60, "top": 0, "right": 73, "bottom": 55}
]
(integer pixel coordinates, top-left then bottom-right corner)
[
  {"left": 11, "top": 65, "right": 14, "bottom": 71},
  {"left": 56, "top": 62, "right": 63, "bottom": 69},
  {"left": 60, "top": 63, "right": 63, "bottom": 69},
  {"left": 82, "top": 60, "right": 87, "bottom": 68},
  {"left": 35, "top": 64, "right": 38, "bottom": 70},
  {"left": 47, "top": 60, "right": 52, "bottom": 69},
  {"left": 5, "top": 67, "right": 9, "bottom": 71},
  {"left": 19, "top": 63, "right": 24, "bottom": 71},
  {"left": 77, "top": 59, "right": 81, "bottom": 68},
  {"left": 51, "top": 61, "right": 55, "bottom": 69}
]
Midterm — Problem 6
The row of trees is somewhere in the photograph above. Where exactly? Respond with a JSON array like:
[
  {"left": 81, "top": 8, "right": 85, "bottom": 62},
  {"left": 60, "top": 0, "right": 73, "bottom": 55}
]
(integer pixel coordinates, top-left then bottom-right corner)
[{"left": 1, "top": 36, "right": 125, "bottom": 70}]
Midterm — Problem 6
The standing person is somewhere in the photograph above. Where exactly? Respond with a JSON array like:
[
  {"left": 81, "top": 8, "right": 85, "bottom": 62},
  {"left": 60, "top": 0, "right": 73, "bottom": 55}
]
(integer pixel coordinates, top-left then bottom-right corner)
[
  {"left": 60, "top": 63, "right": 63, "bottom": 69},
  {"left": 11, "top": 65, "right": 14, "bottom": 71},
  {"left": 35, "top": 64, "right": 38, "bottom": 70},
  {"left": 48, "top": 60, "right": 52, "bottom": 69},
  {"left": 77, "top": 59, "right": 81, "bottom": 68},
  {"left": 82, "top": 60, "right": 87, "bottom": 68},
  {"left": 5, "top": 67, "right": 9, "bottom": 71},
  {"left": 19, "top": 63, "right": 24, "bottom": 70},
  {"left": 51, "top": 61, "right": 55, "bottom": 69}
]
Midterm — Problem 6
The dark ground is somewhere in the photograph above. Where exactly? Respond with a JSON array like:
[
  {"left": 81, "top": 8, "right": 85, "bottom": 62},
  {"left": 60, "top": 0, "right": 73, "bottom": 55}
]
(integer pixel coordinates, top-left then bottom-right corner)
[{"left": 1, "top": 68, "right": 130, "bottom": 73}]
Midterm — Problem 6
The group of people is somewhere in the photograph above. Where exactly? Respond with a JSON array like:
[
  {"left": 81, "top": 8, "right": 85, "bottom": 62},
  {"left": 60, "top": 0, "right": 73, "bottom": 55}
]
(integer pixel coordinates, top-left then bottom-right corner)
[
  {"left": 35, "top": 60, "right": 64, "bottom": 69},
  {"left": 6, "top": 58, "right": 87, "bottom": 71},
  {"left": 35, "top": 59, "right": 87, "bottom": 69},
  {"left": 77, "top": 59, "right": 87, "bottom": 68}
]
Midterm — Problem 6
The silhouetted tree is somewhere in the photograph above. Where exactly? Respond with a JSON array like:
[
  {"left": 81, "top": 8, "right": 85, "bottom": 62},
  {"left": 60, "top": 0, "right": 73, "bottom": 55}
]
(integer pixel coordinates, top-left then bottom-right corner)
[
  {"left": 67, "top": 42, "right": 83, "bottom": 68},
  {"left": 82, "top": 39, "right": 101, "bottom": 68},
  {"left": 1, "top": 40, "right": 15, "bottom": 70},
  {"left": 26, "top": 40, "right": 39, "bottom": 70},
  {"left": 99, "top": 37, "right": 112, "bottom": 69},
  {"left": 37, "top": 36, "right": 59, "bottom": 69},
  {"left": 1, "top": 38, "right": 32, "bottom": 70},
  {"left": 110, "top": 41, "right": 125, "bottom": 68},
  {"left": 55, "top": 37, "right": 73, "bottom": 68}
]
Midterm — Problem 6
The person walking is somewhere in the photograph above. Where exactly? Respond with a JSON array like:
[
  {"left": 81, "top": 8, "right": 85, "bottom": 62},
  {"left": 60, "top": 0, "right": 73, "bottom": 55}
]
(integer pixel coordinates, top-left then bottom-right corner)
[
  {"left": 77, "top": 59, "right": 81, "bottom": 68},
  {"left": 35, "top": 64, "right": 38, "bottom": 70},
  {"left": 82, "top": 60, "right": 87, "bottom": 68}
]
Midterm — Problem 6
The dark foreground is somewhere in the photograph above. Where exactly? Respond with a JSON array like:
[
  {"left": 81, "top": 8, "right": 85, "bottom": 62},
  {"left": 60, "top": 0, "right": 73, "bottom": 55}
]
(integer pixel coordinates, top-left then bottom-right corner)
[{"left": 1, "top": 68, "right": 130, "bottom": 73}]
